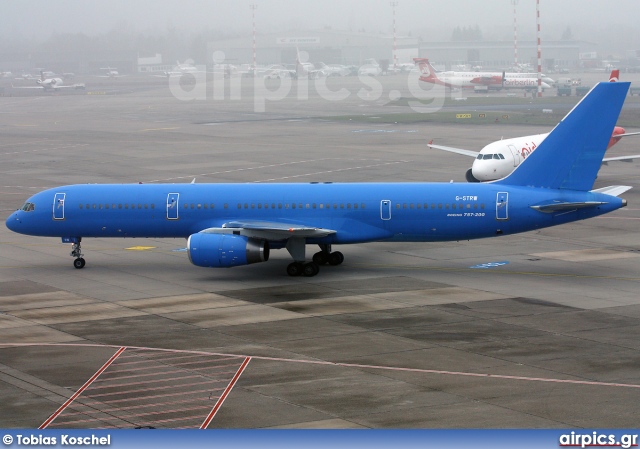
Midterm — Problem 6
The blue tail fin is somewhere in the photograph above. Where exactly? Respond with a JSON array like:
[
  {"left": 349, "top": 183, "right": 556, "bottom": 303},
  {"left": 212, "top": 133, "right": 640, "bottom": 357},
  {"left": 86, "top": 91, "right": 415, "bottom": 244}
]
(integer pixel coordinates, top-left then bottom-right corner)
[{"left": 495, "top": 82, "right": 630, "bottom": 191}]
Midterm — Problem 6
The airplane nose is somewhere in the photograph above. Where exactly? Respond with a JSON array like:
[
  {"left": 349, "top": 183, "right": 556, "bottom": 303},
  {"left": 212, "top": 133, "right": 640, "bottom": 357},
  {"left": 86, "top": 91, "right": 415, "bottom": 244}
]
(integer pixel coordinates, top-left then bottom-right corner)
[
  {"left": 5, "top": 212, "right": 20, "bottom": 233},
  {"left": 472, "top": 161, "right": 494, "bottom": 182}
]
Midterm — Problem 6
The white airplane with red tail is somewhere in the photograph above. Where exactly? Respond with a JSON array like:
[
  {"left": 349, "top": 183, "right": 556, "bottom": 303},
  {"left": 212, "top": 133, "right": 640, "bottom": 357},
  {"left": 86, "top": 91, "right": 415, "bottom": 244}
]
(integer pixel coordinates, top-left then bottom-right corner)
[
  {"left": 427, "top": 70, "right": 640, "bottom": 182},
  {"left": 414, "top": 58, "right": 552, "bottom": 91}
]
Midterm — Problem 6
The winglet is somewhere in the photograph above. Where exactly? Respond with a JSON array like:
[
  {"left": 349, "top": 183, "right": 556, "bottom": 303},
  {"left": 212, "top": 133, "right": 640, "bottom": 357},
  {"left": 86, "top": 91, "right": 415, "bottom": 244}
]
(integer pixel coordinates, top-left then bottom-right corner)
[{"left": 495, "top": 82, "right": 630, "bottom": 191}]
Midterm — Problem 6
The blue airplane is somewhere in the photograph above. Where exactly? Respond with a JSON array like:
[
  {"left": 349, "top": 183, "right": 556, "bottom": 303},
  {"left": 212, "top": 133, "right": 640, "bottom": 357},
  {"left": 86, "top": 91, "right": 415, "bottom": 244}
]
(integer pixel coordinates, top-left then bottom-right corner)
[{"left": 5, "top": 82, "right": 632, "bottom": 277}]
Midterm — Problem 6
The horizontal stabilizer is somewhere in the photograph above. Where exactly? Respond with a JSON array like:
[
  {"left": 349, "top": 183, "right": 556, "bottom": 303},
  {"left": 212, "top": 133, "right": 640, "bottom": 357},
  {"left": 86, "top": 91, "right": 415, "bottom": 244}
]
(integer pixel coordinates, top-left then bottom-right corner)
[
  {"left": 591, "top": 185, "right": 633, "bottom": 197},
  {"left": 530, "top": 201, "right": 608, "bottom": 213},
  {"left": 602, "top": 155, "right": 640, "bottom": 164}
]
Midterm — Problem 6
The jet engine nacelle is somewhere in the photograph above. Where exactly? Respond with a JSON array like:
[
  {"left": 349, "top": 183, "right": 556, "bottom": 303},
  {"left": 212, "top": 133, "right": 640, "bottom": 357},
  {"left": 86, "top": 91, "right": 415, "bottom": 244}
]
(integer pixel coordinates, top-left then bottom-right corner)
[
  {"left": 187, "top": 233, "right": 269, "bottom": 268},
  {"left": 465, "top": 168, "right": 480, "bottom": 183}
]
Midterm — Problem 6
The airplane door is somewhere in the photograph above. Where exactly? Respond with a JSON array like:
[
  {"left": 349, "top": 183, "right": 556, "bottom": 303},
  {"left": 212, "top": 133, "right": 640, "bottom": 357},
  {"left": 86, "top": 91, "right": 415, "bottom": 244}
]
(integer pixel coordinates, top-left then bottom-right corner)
[
  {"left": 380, "top": 200, "right": 391, "bottom": 220},
  {"left": 53, "top": 193, "right": 66, "bottom": 220},
  {"left": 507, "top": 145, "right": 521, "bottom": 167},
  {"left": 167, "top": 193, "right": 179, "bottom": 220},
  {"left": 496, "top": 192, "right": 509, "bottom": 220}
]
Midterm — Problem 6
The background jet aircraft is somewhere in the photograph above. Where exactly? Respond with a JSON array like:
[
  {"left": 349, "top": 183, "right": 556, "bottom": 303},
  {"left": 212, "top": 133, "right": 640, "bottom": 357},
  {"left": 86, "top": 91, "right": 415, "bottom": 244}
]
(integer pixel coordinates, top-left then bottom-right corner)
[
  {"left": 414, "top": 58, "right": 552, "bottom": 90},
  {"left": 428, "top": 70, "right": 640, "bottom": 182},
  {"left": 5, "top": 83, "right": 632, "bottom": 277},
  {"left": 12, "top": 71, "right": 84, "bottom": 90}
]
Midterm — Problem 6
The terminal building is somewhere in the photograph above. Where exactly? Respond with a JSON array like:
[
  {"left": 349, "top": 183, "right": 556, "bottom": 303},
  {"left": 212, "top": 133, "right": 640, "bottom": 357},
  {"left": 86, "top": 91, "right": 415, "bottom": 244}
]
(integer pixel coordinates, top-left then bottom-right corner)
[
  {"left": 206, "top": 29, "right": 419, "bottom": 67},
  {"left": 418, "top": 40, "right": 597, "bottom": 71}
]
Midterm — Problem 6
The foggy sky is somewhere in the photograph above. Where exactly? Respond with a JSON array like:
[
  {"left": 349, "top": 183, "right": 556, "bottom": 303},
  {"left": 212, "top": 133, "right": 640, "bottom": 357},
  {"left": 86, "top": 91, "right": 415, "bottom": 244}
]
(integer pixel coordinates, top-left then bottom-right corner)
[{"left": 2, "top": 1, "right": 639, "bottom": 52}]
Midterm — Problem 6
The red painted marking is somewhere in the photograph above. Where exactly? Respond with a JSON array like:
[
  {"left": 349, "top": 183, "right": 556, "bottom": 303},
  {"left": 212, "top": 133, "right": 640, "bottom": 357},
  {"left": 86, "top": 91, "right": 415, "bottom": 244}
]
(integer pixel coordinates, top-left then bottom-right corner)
[
  {"left": 39, "top": 346, "right": 126, "bottom": 429},
  {"left": 200, "top": 357, "right": 251, "bottom": 429},
  {"left": 8, "top": 343, "right": 640, "bottom": 391}
]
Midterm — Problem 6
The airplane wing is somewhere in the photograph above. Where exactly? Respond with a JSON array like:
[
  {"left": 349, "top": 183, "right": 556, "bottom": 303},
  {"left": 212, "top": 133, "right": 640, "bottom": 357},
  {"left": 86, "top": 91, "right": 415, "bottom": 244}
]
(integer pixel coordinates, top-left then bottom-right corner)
[
  {"left": 11, "top": 84, "right": 45, "bottom": 89},
  {"left": 428, "top": 143, "right": 479, "bottom": 158},
  {"left": 200, "top": 220, "right": 336, "bottom": 241}
]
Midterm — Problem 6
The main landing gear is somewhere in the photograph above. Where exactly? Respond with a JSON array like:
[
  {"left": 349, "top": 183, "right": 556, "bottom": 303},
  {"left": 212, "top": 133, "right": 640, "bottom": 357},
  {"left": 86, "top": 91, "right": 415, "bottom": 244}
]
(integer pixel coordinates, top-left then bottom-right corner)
[
  {"left": 70, "top": 239, "right": 86, "bottom": 269},
  {"left": 286, "top": 243, "right": 344, "bottom": 277}
]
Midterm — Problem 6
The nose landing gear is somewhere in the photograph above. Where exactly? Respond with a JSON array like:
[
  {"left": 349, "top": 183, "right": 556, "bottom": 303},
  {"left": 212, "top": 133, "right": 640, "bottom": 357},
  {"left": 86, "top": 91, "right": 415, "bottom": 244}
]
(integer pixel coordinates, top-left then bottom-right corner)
[{"left": 70, "top": 239, "right": 86, "bottom": 269}]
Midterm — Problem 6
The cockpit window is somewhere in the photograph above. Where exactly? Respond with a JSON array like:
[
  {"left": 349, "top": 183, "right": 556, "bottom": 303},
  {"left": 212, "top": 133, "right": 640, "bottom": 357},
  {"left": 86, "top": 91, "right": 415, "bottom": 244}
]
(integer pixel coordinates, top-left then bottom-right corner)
[
  {"left": 476, "top": 155, "right": 483, "bottom": 160},
  {"left": 498, "top": 153, "right": 505, "bottom": 159},
  {"left": 21, "top": 202, "right": 35, "bottom": 212},
  {"left": 493, "top": 154, "right": 501, "bottom": 159},
  {"left": 483, "top": 154, "right": 493, "bottom": 160}
]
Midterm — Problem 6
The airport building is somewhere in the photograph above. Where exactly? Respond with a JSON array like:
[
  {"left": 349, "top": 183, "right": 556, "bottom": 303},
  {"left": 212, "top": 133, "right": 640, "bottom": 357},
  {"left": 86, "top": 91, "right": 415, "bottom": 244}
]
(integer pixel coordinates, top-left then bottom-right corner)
[
  {"left": 418, "top": 40, "right": 598, "bottom": 71},
  {"left": 206, "top": 29, "right": 420, "bottom": 67}
]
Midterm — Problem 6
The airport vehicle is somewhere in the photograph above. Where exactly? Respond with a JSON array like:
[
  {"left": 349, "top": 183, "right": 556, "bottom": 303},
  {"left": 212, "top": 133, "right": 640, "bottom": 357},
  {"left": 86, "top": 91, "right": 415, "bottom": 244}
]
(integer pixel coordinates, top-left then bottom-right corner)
[
  {"left": 98, "top": 67, "right": 123, "bottom": 78},
  {"left": 414, "top": 58, "right": 552, "bottom": 91},
  {"left": 557, "top": 86, "right": 572, "bottom": 96},
  {"left": 12, "top": 71, "right": 85, "bottom": 91},
  {"left": 6, "top": 83, "right": 632, "bottom": 277},
  {"left": 358, "top": 59, "right": 382, "bottom": 76}
]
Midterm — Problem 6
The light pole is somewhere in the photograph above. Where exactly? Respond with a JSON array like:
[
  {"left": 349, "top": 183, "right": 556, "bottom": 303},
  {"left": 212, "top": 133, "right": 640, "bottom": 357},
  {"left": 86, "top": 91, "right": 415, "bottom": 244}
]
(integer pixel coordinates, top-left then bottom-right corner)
[
  {"left": 511, "top": 0, "right": 518, "bottom": 67},
  {"left": 390, "top": 1, "right": 398, "bottom": 72},
  {"left": 536, "top": 0, "right": 542, "bottom": 97},
  {"left": 250, "top": 4, "right": 258, "bottom": 77}
]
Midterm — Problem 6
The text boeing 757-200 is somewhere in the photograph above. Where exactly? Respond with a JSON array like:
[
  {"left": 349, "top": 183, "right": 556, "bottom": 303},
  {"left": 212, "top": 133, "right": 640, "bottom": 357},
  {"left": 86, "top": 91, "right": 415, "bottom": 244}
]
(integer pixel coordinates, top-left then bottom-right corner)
[{"left": 5, "top": 82, "right": 632, "bottom": 277}]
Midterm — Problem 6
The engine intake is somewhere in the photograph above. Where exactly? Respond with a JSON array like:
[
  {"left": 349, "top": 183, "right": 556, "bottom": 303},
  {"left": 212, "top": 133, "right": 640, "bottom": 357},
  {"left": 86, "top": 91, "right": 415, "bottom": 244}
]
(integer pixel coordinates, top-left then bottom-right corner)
[{"left": 187, "top": 233, "right": 269, "bottom": 268}]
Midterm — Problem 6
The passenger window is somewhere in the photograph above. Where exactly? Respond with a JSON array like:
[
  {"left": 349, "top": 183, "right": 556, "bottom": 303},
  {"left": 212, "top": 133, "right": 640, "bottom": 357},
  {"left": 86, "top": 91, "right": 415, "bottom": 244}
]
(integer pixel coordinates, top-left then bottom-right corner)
[
  {"left": 144, "top": 204, "right": 148, "bottom": 209},
  {"left": 438, "top": 204, "right": 442, "bottom": 209},
  {"left": 237, "top": 204, "right": 242, "bottom": 209},
  {"left": 79, "top": 204, "right": 83, "bottom": 209},
  {"left": 452, "top": 204, "right": 456, "bottom": 209},
  {"left": 340, "top": 204, "right": 344, "bottom": 209},
  {"left": 396, "top": 204, "right": 400, "bottom": 209},
  {"left": 244, "top": 203, "right": 248, "bottom": 209},
  {"left": 445, "top": 204, "right": 449, "bottom": 209},
  {"left": 278, "top": 204, "right": 282, "bottom": 209},
  {"left": 306, "top": 204, "right": 310, "bottom": 209},
  {"left": 481, "top": 204, "right": 485, "bottom": 209},
  {"left": 466, "top": 204, "right": 471, "bottom": 209},
  {"left": 224, "top": 204, "right": 228, "bottom": 209},
  {"left": 258, "top": 204, "right": 262, "bottom": 209},
  {"left": 319, "top": 204, "right": 324, "bottom": 209},
  {"left": 361, "top": 204, "right": 365, "bottom": 209},
  {"left": 184, "top": 204, "right": 188, "bottom": 209},
  {"left": 292, "top": 204, "right": 296, "bottom": 209},
  {"left": 138, "top": 204, "right": 142, "bottom": 209},
  {"left": 105, "top": 204, "right": 110, "bottom": 209},
  {"left": 86, "top": 204, "right": 90, "bottom": 209},
  {"left": 211, "top": 204, "right": 215, "bottom": 209},
  {"left": 151, "top": 204, "right": 155, "bottom": 209}
]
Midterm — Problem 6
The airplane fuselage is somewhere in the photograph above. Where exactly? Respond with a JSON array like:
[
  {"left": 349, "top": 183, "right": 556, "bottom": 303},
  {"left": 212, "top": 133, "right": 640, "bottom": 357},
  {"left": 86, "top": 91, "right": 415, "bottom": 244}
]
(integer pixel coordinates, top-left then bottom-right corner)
[{"left": 7, "top": 183, "right": 623, "bottom": 245}]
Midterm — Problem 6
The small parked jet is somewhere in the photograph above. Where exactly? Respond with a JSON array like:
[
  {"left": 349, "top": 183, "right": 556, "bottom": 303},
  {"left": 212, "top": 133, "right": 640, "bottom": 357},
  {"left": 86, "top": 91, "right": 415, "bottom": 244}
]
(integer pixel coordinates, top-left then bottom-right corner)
[{"left": 6, "top": 82, "right": 632, "bottom": 277}]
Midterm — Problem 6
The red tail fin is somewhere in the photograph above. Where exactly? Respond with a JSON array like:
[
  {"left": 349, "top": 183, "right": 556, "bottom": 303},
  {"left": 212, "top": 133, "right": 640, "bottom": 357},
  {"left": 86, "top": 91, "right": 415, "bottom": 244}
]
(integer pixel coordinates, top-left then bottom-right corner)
[
  {"left": 609, "top": 69, "right": 620, "bottom": 82},
  {"left": 413, "top": 58, "right": 439, "bottom": 83}
]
